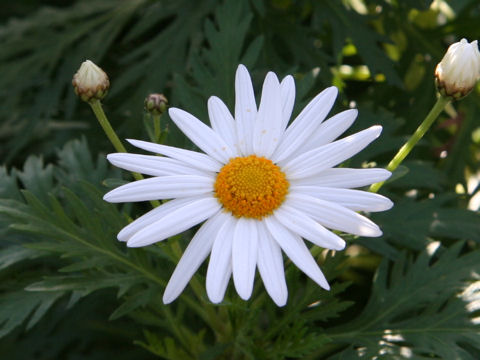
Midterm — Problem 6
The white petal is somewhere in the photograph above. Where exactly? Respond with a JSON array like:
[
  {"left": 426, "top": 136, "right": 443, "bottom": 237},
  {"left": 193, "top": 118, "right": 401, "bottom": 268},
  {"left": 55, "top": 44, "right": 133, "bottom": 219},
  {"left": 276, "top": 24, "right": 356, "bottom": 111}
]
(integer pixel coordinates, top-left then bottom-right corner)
[
  {"left": 264, "top": 216, "right": 330, "bottom": 290},
  {"left": 253, "top": 72, "right": 283, "bottom": 158},
  {"left": 274, "top": 205, "right": 345, "bottom": 250},
  {"left": 235, "top": 64, "right": 257, "bottom": 155},
  {"left": 103, "top": 175, "right": 214, "bottom": 202},
  {"left": 291, "top": 168, "right": 392, "bottom": 188},
  {"left": 286, "top": 193, "right": 382, "bottom": 237},
  {"left": 126, "top": 197, "right": 221, "bottom": 247},
  {"left": 163, "top": 212, "right": 227, "bottom": 304},
  {"left": 127, "top": 139, "right": 222, "bottom": 172},
  {"left": 206, "top": 214, "right": 236, "bottom": 303},
  {"left": 257, "top": 222, "right": 287, "bottom": 306},
  {"left": 271, "top": 87, "right": 338, "bottom": 163},
  {"left": 169, "top": 108, "right": 235, "bottom": 163},
  {"left": 232, "top": 218, "right": 258, "bottom": 300},
  {"left": 117, "top": 196, "right": 203, "bottom": 242},
  {"left": 281, "top": 126, "right": 383, "bottom": 180},
  {"left": 292, "top": 109, "right": 357, "bottom": 158},
  {"left": 291, "top": 185, "right": 393, "bottom": 212},
  {"left": 280, "top": 75, "right": 296, "bottom": 131},
  {"left": 107, "top": 153, "right": 212, "bottom": 177},
  {"left": 207, "top": 96, "right": 238, "bottom": 154}
]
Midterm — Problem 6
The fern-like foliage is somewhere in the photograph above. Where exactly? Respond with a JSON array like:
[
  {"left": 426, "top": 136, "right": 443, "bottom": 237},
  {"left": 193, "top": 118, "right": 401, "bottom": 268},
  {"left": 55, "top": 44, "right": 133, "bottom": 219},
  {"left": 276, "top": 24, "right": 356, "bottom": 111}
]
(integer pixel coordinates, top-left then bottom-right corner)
[
  {"left": 324, "top": 242, "right": 480, "bottom": 359},
  {"left": 0, "top": 139, "right": 170, "bottom": 342},
  {"left": 2, "top": 0, "right": 480, "bottom": 358}
]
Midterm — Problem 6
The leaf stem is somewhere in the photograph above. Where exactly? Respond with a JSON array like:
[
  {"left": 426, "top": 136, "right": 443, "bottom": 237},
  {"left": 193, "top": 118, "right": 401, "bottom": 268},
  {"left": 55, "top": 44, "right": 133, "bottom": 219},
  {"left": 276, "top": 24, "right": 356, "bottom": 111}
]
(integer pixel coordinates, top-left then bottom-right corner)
[{"left": 370, "top": 96, "right": 450, "bottom": 193}]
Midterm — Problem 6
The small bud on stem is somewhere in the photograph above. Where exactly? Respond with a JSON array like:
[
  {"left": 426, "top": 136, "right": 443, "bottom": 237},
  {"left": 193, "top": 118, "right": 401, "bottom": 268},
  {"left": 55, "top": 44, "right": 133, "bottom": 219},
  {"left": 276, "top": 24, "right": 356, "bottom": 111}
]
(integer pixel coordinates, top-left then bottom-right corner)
[{"left": 145, "top": 93, "right": 168, "bottom": 115}]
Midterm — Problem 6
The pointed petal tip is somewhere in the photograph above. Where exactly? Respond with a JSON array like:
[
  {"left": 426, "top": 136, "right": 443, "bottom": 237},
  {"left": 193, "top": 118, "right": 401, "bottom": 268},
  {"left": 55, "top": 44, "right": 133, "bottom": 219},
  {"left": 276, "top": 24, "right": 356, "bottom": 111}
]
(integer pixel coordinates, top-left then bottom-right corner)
[
  {"left": 237, "top": 289, "right": 253, "bottom": 301},
  {"left": 380, "top": 197, "right": 394, "bottom": 211},
  {"left": 325, "top": 86, "right": 339, "bottom": 97},
  {"left": 371, "top": 228, "right": 383, "bottom": 237},
  {"left": 348, "top": 108, "right": 359, "bottom": 116},
  {"left": 333, "top": 239, "right": 346, "bottom": 251},
  {"left": 207, "top": 95, "right": 219, "bottom": 106},
  {"left": 359, "top": 225, "right": 383, "bottom": 237},
  {"left": 371, "top": 125, "right": 383, "bottom": 137},
  {"left": 282, "top": 74, "right": 294, "bottom": 82},
  {"left": 126, "top": 138, "right": 143, "bottom": 148},
  {"left": 271, "top": 292, "right": 288, "bottom": 307},
  {"left": 102, "top": 192, "right": 113, "bottom": 202},
  {"left": 236, "top": 64, "right": 249, "bottom": 75},
  {"left": 126, "top": 238, "right": 150, "bottom": 248},
  {"left": 207, "top": 295, "right": 224, "bottom": 304},
  {"left": 328, "top": 85, "right": 339, "bottom": 92},
  {"left": 168, "top": 107, "right": 181, "bottom": 118},
  {"left": 265, "top": 71, "right": 280, "bottom": 83},
  {"left": 162, "top": 294, "right": 174, "bottom": 305},
  {"left": 117, "top": 231, "right": 128, "bottom": 242}
]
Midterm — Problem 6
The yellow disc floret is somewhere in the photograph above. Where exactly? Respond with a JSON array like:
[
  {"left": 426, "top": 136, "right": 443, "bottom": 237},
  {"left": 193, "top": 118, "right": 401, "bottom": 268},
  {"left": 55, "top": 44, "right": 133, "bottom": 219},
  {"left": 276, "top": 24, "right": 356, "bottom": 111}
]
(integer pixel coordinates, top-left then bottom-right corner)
[{"left": 214, "top": 155, "right": 289, "bottom": 219}]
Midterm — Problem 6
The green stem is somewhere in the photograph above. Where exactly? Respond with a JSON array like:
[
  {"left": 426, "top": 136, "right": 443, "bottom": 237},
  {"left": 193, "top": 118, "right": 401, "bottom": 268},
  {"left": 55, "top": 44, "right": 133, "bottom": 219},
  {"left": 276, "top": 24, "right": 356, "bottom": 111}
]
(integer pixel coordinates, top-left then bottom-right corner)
[
  {"left": 370, "top": 96, "right": 450, "bottom": 193},
  {"left": 153, "top": 114, "right": 161, "bottom": 143},
  {"left": 89, "top": 100, "right": 127, "bottom": 153},
  {"left": 89, "top": 100, "right": 161, "bottom": 208}
]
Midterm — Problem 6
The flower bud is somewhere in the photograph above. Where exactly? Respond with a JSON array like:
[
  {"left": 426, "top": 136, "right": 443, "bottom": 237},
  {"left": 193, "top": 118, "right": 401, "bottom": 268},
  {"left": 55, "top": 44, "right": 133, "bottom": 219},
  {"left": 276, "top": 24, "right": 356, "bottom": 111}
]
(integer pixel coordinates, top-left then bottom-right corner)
[
  {"left": 144, "top": 93, "right": 168, "bottom": 115},
  {"left": 72, "top": 60, "right": 110, "bottom": 102},
  {"left": 435, "top": 38, "right": 480, "bottom": 99}
]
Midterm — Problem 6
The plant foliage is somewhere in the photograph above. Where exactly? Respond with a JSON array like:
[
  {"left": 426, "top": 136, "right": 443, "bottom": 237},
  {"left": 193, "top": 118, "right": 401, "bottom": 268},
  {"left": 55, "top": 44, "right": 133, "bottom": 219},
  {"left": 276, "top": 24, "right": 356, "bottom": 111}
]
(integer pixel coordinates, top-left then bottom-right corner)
[{"left": 1, "top": 0, "right": 480, "bottom": 358}]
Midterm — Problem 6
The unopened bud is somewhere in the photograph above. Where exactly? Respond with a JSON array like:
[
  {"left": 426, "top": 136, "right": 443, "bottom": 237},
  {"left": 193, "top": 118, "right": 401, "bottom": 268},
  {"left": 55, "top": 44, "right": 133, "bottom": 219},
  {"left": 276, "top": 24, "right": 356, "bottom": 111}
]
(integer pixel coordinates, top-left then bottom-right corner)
[
  {"left": 72, "top": 60, "right": 110, "bottom": 102},
  {"left": 435, "top": 38, "right": 480, "bottom": 99},
  {"left": 145, "top": 93, "right": 168, "bottom": 115}
]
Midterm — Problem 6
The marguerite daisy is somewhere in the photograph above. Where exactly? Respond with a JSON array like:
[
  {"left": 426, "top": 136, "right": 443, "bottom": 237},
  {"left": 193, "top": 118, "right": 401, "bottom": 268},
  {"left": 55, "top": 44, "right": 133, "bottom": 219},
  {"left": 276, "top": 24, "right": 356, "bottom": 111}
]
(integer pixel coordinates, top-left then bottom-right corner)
[{"left": 103, "top": 65, "right": 393, "bottom": 306}]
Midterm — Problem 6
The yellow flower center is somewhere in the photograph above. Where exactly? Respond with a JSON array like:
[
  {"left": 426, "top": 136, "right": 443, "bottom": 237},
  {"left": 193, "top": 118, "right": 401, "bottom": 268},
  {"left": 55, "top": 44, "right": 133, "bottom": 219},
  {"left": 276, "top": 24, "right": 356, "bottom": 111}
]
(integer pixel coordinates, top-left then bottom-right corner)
[{"left": 214, "top": 155, "right": 289, "bottom": 219}]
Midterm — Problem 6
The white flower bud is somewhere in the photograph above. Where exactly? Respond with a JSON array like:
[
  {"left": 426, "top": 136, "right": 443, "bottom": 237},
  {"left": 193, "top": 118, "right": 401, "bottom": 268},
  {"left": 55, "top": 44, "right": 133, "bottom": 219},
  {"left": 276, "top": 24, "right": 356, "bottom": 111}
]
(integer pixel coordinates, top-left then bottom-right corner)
[
  {"left": 72, "top": 60, "right": 110, "bottom": 102},
  {"left": 435, "top": 38, "right": 480, "bottom": 99}
]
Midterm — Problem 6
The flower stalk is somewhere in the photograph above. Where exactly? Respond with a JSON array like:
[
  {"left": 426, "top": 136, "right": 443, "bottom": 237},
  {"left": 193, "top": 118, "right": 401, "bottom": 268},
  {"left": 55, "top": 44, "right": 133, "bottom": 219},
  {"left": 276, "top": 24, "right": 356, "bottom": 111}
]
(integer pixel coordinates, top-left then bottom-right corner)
[
  {"left": 144, "top": 93, "right": 168, "bottom": 143},
  {"left": 153, "top": 114, "right": 161, "bottom": 143},
  {"left": 89, "top": 99, "right": 128, "bottom": 153},
  {"left": 370, "top": 96, "right": 450, "bottom": 193}
]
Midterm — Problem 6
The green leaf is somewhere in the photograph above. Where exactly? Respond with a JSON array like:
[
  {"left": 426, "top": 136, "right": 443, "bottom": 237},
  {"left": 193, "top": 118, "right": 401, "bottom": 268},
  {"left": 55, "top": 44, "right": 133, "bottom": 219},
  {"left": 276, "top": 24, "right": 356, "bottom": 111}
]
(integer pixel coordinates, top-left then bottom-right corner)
[
  {"left": 16, "top": 156, "right": 55, "bottom": 204},
  {"left": 312, "top": 1, "right": 402, "bottom": 86},
  {"left": 135, "top": 331, "right": 196, "bottom": 360},
  {"left": 26, "top": 274, "right": 141, "bottom": 297},
  {"left": 373, "top": 194, "right": 480, "bottom": 251},
  {"left": 173, "top": 0, "right": 257, "bottom": 122},
  {"left": 109, "top": 286, "right": 158, "bottom": 321},
  {"left": 0, "top": 290, "right": 64, "bottom": 338},
  {"left": 56, "top": 137, "right": 109, "bottom": 187},
  {"left": 0, "top": 246, "right": 45, "bottom": 272},
  {"left": 390, "top": 160, "right": 446, "bottom": 190},
  {"left": 328, "top": 243, "right": 480, "bottom": 359},
  {"left": 0, "top": 167, "right": 22, "bottom": 201}
]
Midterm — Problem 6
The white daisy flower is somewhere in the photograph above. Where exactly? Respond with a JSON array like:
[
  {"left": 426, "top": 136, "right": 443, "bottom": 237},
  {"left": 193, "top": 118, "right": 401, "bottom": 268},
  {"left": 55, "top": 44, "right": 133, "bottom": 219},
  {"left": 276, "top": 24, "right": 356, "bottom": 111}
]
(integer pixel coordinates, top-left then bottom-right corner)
[{"left": 104, "top": 65, "right": 393, "bottom": 306}]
